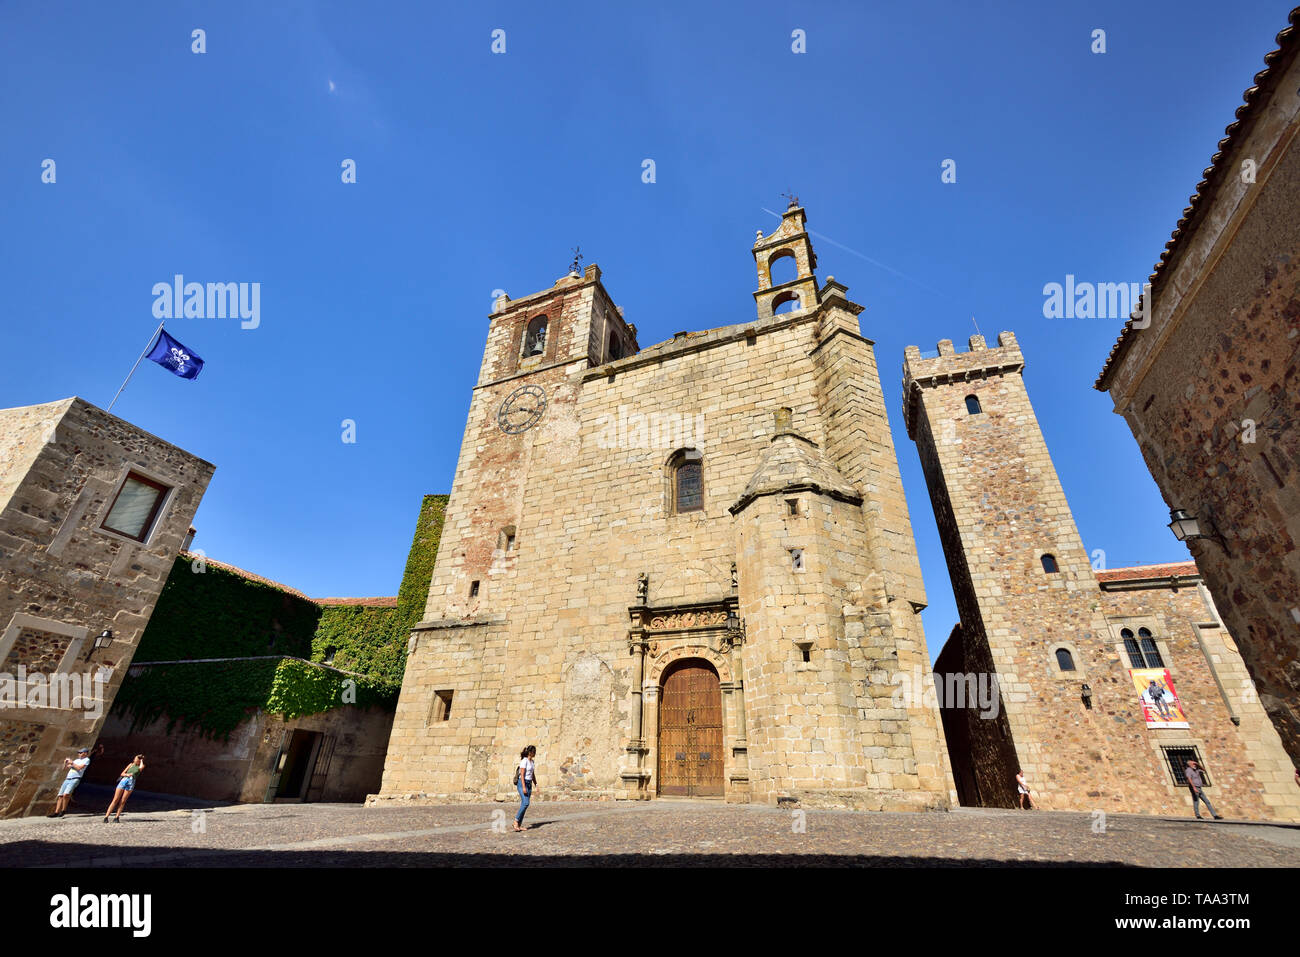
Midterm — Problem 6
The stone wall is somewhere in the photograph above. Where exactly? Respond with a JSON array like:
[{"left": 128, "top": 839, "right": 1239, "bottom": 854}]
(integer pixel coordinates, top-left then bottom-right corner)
[
  {"left": 910, "top": 338, "right": 1300, "bottom": 820},
  {"left": 1097, "top": 23, "right": 1300, "bottom": 767},
  {"left": 89, "top": 703, "right": 394, "bottom": 804},
  {"left": 0, "top": 397, "right": 212, "bottom": 816},
  {"left": 382, "top": 213, "right": 951, "bottom": 809}
]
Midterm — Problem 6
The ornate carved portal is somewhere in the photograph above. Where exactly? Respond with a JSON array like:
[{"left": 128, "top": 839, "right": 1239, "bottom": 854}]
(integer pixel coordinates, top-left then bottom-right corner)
[
  {"left": 622, "top": 596, "right": 749, "bottom": 801},
  {"left": 658, "top": 660, "right": 724, "bottom": 797}
]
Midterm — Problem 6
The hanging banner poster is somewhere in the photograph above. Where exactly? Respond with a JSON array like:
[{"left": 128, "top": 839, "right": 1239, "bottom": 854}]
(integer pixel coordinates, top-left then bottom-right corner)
[{"left": 1131, "top": 668, "right": 1189, "bottom": 729}]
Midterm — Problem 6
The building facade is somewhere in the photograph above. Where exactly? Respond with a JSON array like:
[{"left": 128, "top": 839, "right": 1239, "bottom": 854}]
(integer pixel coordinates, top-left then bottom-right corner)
[
  {"left": 378, "top": 202, "right": 955, "bottom": 810},
  {"left": 1096, "top": 8, "right": 1300, "bottom": 768},
  {"left": 907, "top": 335, "right": 1299, "bottom": 820},
  {"left": 0, "top": 397, "right": 212, "bottom": 817}
]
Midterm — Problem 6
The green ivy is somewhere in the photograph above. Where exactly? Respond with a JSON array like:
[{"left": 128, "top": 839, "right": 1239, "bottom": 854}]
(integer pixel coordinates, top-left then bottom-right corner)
[
  {"left": 112, "top": 658, "right": 398, "bottom": 741},
  {"left": 136, "top": 559, "right": 321, "bottom": 661},
  {"left": 265, "top": 659, "right": 397, "bottom": 719},
  {"left": 117, "top": 494, "right": 447, "bottom": 739},
  {"left": 311, "top": 605, "right": 406, "bottom": 686},
  {"left": 396, "top": 494, "right": 447, "bottom": 625},
  {"left": 111, "top": 659, "right": 281, "bottom": 741}
]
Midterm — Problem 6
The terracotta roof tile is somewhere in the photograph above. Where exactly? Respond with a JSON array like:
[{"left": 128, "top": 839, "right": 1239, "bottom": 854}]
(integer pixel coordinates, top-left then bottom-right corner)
[
  {"left": 313, "top": 596, "right": 399, "bottom": 607},
  {"left": 1095, "top": 561, "right": 1199, "bottom": 582},
  {"left": 180, "top": 551, "right": 396, "bottom": 607}
]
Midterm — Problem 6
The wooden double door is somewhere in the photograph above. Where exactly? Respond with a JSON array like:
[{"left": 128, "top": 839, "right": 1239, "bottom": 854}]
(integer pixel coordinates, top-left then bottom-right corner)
[{"left": 658, "top": 661, "right": 724, "bottom": 797}]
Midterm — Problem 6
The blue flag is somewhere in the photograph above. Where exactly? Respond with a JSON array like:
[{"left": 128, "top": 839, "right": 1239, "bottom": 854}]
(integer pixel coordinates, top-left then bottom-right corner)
[{"left": 146, "top": 329, "right": 204, "bottom": 380}]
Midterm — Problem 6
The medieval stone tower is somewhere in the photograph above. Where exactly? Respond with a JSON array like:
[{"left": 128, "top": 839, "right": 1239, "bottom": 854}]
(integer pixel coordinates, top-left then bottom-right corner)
[
  {"left": 903, "top": 333, "right": 1300, "bottom": 819},
  {"left": 378, "top": 202, "right": 953, "bottom": 810}
]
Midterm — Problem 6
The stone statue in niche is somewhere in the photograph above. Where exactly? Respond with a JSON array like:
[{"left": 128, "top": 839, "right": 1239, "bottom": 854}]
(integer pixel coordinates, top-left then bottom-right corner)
[{"left": 636, "top": 572, "right": 648, "bottom": 605}]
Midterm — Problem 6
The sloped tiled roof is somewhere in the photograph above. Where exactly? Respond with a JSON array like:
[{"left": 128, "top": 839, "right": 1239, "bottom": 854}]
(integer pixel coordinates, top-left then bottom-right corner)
[
  {"left": 314, "top": 596, "right": 399, "bottom": 607},
  {"left": 180, "top": 550, "right": 395, "bottom": 606},
  {"left": 1096, "top": 7, "right": 1300, "bottom": 390},
  {"left": 1095, "top": 561, "right": 1199, "bottom": 582}
]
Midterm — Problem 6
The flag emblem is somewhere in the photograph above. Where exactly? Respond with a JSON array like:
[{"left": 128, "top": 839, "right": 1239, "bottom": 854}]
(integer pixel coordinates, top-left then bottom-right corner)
[{"left": 146, "top": 329, "right": 204, "bottom": 380}]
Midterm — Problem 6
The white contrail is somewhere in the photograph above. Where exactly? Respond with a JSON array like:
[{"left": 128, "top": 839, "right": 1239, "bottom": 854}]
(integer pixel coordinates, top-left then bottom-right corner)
[{"left": 761, "top": 207, "right": 959, "bottom": 303}]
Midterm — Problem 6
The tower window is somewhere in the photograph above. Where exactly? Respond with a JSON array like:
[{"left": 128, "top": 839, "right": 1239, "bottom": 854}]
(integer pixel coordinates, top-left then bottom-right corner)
[
  {"left": 1137, "top": 628, "right": 1164, "bottom": 668},
  {"left": 1055, "top": 648, "right": 1076, "bottom": 671},
  {"left": 608, "top": 331, "right": 623, "bottom": 361},
  {"left": 499, "top": 525, "right": 517, "bottom": 552},
  {"left": 523, "top": 316, "right": 548, "bottom": 357},
  {"left": 670, "top": 449, "right": 704, "bottom": 513},
  {"left": 428, "top": 690, "right": 454, "bottom": 724},
  {"left": 469, "top": 580, "right": 480, "bottom": 598},
  {"left": 786, "top": 498, "right": 799, "bottom": 516},
  {"left": 768, "top": 249, "right": 797, "bottom": 287},
  {"left": 1121, "top": 629, "right": 1142, "bottom": 668},
  {"left": 1041, "top": 554, "right": 1058, "bottom": 574},
  {"left": 790, "top": 548, "right": 804, "bottom": 571},
  {"left": 771, "top": 289, "right": 801, "bottom": 314},
  {"left": 965, "top": 394, "right": 982, "bottom": 415},
  {"left": 102, "top": 472, "right": 170, "bottom": 543}
]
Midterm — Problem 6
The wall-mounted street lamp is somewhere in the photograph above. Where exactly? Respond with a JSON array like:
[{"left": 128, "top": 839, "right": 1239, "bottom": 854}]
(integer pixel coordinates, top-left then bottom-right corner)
[
  {"left": 1081, "top": 683, "right": 1093, "bottom": 710},
  {"left": 84, "top": 630, "right": 112, "bottom": 660},
  {"left": 1167, "top": 508, "right": 1228, "bottom": 552}
]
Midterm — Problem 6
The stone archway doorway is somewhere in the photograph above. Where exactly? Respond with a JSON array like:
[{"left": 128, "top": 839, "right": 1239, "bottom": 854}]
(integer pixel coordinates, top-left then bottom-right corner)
[{"left": 658, "top": 659, "right": 723, "bottom": 797}]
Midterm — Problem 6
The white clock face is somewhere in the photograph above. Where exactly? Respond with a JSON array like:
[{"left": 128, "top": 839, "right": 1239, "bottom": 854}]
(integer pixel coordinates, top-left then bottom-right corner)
[{"left": 498, "top": 384, "right": 547, "bottom": 434}]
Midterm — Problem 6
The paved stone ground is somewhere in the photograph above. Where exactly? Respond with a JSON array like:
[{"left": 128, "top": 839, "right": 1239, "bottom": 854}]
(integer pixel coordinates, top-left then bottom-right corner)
[{"left": 2, "top": 785, "right": 1297, "bottom": 867}]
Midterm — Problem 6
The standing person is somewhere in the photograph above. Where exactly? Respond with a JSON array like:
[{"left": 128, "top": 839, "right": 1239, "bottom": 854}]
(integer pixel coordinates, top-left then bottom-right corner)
[
  {"left": 513, "top": 745, "right": 538, "bottom": 832},
  {"left": 1015, "top": 770, "right": 1033, "bottom": 809},
  {"left": 103, "top": 754, "right": 145, "bottom": 823},
  {"left": 1147, "top": 679, "right": 1172, "bottom": 720},
  {"left": 47, "top": 747, "right": 92, "bottom": 817},
  {"left": 1184, "top": 760, "right": 1223, "bottom": 820}
]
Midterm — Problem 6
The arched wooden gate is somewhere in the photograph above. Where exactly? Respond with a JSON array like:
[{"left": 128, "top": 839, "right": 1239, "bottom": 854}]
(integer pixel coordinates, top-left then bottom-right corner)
[{"left": 658, "top": 660, "right": 723, "bottom": 797}]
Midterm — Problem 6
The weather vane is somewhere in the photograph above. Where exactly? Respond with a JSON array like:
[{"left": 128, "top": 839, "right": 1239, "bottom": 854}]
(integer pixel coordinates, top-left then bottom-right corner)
[
  {"left": 569, "top": 245, "right": 584, "bottom": 275},
  {"left": 781, "top": 190, "right": 799, "bottom": 208}
]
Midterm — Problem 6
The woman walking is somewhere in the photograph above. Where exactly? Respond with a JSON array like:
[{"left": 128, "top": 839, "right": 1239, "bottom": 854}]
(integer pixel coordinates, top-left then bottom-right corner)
[
  {"left": 514, "top": 745, "right": 538, "bottom": 832},
  {"left": 104, "top": 754, "right": 145, "bottom": 823}
]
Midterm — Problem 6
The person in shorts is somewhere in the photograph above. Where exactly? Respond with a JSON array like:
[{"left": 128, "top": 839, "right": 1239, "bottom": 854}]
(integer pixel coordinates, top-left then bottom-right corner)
[
  {"left": 103, "top": 754, "right": 145, "bottom": 823},
  {"left": 48, "top": 748, "right": 92, "bottom": 818}
]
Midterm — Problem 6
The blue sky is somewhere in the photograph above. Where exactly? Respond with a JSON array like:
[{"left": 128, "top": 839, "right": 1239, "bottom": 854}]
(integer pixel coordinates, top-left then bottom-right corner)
[{"left": 2, "top": 2, "right": 1288, "bottom": 658}]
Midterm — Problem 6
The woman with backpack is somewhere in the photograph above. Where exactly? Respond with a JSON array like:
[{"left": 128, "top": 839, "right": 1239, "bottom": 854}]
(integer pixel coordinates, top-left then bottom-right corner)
[{"left": 513, "top": 745, "right": 538, "bottom": 832}]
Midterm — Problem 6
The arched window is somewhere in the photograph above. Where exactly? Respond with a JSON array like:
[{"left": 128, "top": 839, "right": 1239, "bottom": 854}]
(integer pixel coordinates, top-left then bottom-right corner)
[
  {"left": 1121, "top": 628, "right": 1144, "bottom": 668},
  {"left": 768, "top": 249, "right": 797, "bottom": 287},
  {"left": 607, "top": 330, "right": 623, "bottom": 362},
  {"left": 523, "top": 316, "right": 548, "bottom": 357},
  {"left": 1041, "top": 553, "right": 1058, "bottom": 573},
  {"left": 670, "top": 449, "right": 704, "bottom": 513},
  {"left": 1055, "top": 648, "right": 1076, "bottom": 671},
  {"left": 965, "top": 394, "right": 982, "bottom": 415},
  {"left": 771, "top": 289, "right": 801, "bottom": 314},
  {"left": 1138, "top": 628, "right": 1164, "bottom": 668}
]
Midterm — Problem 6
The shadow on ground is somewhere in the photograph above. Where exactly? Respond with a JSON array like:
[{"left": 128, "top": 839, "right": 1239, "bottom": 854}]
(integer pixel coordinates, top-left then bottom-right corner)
[{"left": 3, "top": 842, "right": 1130, "bottom": 868}]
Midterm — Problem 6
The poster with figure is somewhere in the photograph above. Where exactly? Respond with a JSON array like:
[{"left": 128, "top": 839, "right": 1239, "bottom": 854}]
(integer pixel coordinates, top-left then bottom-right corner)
[{"left": 1130, "top": 668, "right": 1188, "bottom": 729}]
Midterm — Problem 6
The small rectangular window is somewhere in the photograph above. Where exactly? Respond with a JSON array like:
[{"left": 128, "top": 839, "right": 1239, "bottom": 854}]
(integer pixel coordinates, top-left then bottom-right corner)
[
  {"left": 469, "top": 580, "right": 480, "bottom": 598},
  {"left": 435, "top": 690, "right": 453, "bottom": 721},
  {"left": 102, "top": 472, "right": 170, "bottom": 542},
  {"left": 505, "top": 533, "right": 516, "bottom": 552},
  {"left": 786, "top": 498, "right": 799, "bottom": 516},
  {"left": 1162, "top": 746, "right": 1207, "bottom": 787},
  {"left": 790, "top": 548, "right": 804, "bottom": 571}
]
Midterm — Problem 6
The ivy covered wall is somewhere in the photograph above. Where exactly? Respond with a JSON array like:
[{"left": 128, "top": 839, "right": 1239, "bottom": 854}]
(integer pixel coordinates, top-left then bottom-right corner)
[{"left": 113, "top": 494, "right": 447, "bottom": 739}]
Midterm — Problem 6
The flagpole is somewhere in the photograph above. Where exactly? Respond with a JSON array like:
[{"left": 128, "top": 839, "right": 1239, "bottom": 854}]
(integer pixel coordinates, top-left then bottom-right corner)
[{"left": 106, "top": 320, "right": 165, "bottom": 414}]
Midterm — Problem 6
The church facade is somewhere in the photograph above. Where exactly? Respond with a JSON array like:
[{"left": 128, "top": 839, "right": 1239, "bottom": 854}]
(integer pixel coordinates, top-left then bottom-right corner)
[{"left": 377, "top": 202, "right": 955, "bottom": 809}]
